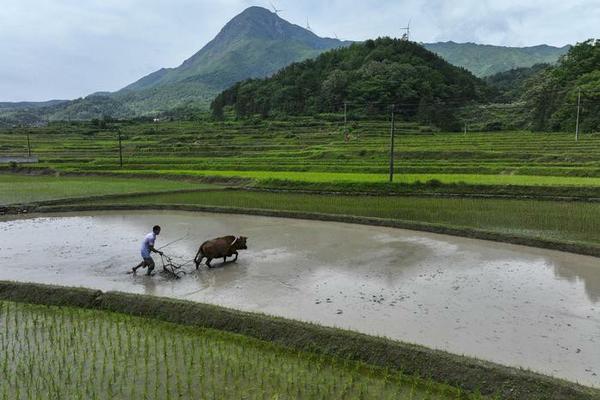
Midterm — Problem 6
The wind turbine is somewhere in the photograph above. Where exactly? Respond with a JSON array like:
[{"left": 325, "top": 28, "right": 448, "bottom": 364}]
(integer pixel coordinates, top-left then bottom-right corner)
[
  {"left": 270, "top": 2, "right": 283, "bottom": 15},
  {"left": 400, "top": 19, "right": 411, "bottom": 41},
  {"left": 306, "top": 17, "right": 312, "bottom": 32}
]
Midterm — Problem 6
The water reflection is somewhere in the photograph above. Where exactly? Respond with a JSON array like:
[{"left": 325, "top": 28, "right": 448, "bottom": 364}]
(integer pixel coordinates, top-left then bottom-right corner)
[{"left": 549, "top": 256, "right": 600, "bottom": 303}]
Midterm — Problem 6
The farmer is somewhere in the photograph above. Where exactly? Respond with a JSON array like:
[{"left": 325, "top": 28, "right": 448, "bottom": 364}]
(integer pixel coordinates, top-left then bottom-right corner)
[{"left": 132, "top": 225, "right": 163, "bottom": 276}]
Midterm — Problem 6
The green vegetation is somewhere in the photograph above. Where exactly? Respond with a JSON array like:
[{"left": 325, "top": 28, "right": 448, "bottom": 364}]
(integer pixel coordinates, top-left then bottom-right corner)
[
  {"left": 103, "top": 169, "right": 600, "bottom": 186},
  {"left": 85, "top": 190, "right": 600, "bottom": 247},
  {"left": 212, "top": 38, "right": 489, "bottom": 130},
  {"left": 423, "top": 42, "right": 568, "bottom": 78},
  {"left": 0, "top": 174, "right": 212, "bottom": 205},
  {"left": 525, "top": 39, "right": 600, "bottom": 131},
  {"left": 0, "top": 300, "right": 472, "bottom": 400}
]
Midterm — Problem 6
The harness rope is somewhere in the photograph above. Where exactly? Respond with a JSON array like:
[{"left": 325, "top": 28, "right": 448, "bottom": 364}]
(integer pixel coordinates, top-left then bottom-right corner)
[{"left": 157, "top": 233, "right": 191, "bottom": 251}]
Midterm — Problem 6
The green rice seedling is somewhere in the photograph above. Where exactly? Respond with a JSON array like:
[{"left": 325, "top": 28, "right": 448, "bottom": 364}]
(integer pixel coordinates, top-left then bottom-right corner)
[
  {"left": 0, "top": 300, "right": 490, "bottom": 399},
  {"left": 93, "top": 189, "right": 600, "bottom": 248}
]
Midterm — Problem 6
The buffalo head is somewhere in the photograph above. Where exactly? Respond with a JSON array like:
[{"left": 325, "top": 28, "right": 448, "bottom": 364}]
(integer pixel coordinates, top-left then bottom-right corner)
[{"left": 234, "top": 236, "right": 248, "bottom": 250}]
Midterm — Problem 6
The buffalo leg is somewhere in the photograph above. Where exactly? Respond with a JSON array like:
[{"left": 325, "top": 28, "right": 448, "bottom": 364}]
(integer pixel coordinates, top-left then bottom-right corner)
[
  {"left": 206, "top": 258, "right": 213, "bottom": 268},
  {"left": 233, "top": 251, "right": 238, "bottom": 262},
  {"left": 194, "top": 247, "right": 204, "bottom": 270}
]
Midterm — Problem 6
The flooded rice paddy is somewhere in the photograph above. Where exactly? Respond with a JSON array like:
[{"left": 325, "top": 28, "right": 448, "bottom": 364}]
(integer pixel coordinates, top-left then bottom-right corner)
[{"left": 0, "top": 210, "right": 598, "bottom": 387}]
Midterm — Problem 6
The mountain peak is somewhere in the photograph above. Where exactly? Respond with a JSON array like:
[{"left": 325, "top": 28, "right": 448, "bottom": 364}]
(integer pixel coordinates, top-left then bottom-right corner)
[
  {"left": 236, "top": 6, "right": 275, "bottom": 18},
  {"left": 213, "top": 6, "right": 324, "bottom": 45},
  {"left": 174, "top": 6, "right": 347, "bottom": 73},
  {"left": 118, "top": 5, "right": 348, "bottom": 108},
  {"left": 225, "top": 5, "right": 281, "bottom": 30}
]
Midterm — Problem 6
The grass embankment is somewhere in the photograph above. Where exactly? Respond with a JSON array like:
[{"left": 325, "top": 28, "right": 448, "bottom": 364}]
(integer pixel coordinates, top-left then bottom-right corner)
[
  {"left": 1, "top": 281, "right": 597, "bottom": 400},
  {"left": 92, "top": 169, "right": 600, "bottom": 187},
  {"left": 84, "top": 190, "right": 600, "bottom": 248},
  {"left": 0, "top": 301, "right": 463, "bottom": 400},
  {"left": 0, "top": 174, "right": 217, "bottom": 205},
  {"left": 253, "top": 179, "right": 600, "bottom": 199}
]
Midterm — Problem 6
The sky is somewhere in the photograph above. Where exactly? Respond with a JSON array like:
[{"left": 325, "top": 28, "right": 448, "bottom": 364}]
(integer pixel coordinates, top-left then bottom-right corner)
[{"left": 1, "top": 0, "right": 598, "bottom": 102}]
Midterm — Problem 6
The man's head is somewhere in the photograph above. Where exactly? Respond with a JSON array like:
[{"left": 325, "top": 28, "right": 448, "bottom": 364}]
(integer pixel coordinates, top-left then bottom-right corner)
[{"left": 153, "top": 225, "right": 161, "bottom": 235}]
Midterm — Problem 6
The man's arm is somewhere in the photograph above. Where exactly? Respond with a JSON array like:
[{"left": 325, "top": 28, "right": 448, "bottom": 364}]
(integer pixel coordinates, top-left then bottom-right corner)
[{"left": 149, "top": 245, "right": 163, "bottom": 256}]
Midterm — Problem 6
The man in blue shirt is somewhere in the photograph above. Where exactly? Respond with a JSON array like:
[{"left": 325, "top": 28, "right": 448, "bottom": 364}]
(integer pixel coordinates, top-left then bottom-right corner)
[{"left": 132, "top": 225, "right": 163, "bottom": 276}]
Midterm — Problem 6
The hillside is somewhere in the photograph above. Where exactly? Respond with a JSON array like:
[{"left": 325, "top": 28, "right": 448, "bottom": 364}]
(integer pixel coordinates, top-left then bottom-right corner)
[
  {"left": 0, "top": 95, "right": 133, "bottom": 127},
  {"left": 212, "top": 37, "right": 489, "bottom": 130},
  {"left": 423, "top": 42, "right": 569, "bottom": 77},
  {"left": 112, "top": 6, "right": 349, "bottom": 114},
  {"left": 0, "top": 100, "right": 67, "bottom": 110},
  {"left": 485, "top": 63, "right": 551, "bottom": 101},
  {"left": 524, "top": 39, "right": 600, "bottom": 131}
]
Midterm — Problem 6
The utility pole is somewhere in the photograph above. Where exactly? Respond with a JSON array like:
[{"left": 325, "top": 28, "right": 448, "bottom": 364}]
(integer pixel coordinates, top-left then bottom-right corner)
[
  {"left": 117, "top": 130, "right": 123, "bottom": 168},
  {"left": 343, "top": 102, "right": 347, "bottom": 126},
  {"left": 575, "top": 88, "right": 581, "bottom": 142},
  {"left": 389, "top": 104, "right": 395, "bottom": 182},
  {"left": 26, "top": 131, "right": 31, "bottom": 157}
]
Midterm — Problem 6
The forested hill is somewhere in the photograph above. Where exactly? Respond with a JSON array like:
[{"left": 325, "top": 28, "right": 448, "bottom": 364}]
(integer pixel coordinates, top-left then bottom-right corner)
[
  {"left": 423, "top": 42, "right": 569, "bottom": 77},
  {"left": 524, "top": 39, "right": 600, "bottom": 131},
  {"left": 211, "top": 38, "right": 490, "bottom": 129}
]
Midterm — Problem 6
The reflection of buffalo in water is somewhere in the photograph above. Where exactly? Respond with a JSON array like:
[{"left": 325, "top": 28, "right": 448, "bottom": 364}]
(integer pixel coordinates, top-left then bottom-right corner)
[{"left": 194, "top": 236, "right": 248, "bottom": 269}]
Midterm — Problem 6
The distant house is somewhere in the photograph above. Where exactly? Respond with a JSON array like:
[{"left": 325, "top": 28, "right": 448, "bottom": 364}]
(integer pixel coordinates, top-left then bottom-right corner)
[{"left": 153, "top": 118, "right": 161, "bottom": 123}]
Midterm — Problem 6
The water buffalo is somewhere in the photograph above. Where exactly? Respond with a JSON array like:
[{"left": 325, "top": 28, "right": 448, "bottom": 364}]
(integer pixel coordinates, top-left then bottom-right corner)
[{"left": 194, "top": 236, "right": 248, "bottom": 269}]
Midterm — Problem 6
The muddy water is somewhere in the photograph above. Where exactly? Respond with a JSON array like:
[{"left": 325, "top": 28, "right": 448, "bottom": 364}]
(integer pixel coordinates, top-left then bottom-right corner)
[{"left": 1, "top": 211, "right": 599, "bottom": 387}]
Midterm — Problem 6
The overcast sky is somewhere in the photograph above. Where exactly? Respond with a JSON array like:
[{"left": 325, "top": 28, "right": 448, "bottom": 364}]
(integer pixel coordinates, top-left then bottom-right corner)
[{"left": 1, "top": 0, "right": 598, "bottom": 102}]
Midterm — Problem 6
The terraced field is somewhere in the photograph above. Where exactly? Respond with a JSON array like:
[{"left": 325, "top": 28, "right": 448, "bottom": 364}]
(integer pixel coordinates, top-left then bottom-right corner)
[{"left": 2, "top": 118, "right": 600, "bottom": 183}]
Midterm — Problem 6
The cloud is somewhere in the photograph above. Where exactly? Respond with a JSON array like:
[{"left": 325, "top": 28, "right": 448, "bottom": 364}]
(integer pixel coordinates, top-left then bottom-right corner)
[{"left": 0, "top": 0, "right": 597, "bottom": 101}]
